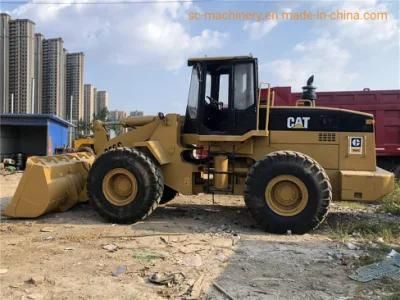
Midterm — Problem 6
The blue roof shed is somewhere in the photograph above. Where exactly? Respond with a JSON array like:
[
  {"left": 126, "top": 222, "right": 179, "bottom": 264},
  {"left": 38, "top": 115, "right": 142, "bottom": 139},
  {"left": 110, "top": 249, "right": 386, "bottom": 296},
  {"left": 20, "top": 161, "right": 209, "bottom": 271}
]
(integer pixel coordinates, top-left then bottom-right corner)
[{"left": 0, "top": 114, "right": 74, "bottom": 157}]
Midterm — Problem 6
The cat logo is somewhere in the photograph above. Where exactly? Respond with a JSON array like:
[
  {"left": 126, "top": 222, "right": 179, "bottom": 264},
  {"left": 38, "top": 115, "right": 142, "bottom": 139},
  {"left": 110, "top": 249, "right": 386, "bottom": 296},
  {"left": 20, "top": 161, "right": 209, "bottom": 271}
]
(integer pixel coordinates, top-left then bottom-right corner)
[
  {"left": 349, "top": 136, "right": 364, "bottom": 155},
  {"left": 287, "top": 117, "right": 311, "bottom": 129}
]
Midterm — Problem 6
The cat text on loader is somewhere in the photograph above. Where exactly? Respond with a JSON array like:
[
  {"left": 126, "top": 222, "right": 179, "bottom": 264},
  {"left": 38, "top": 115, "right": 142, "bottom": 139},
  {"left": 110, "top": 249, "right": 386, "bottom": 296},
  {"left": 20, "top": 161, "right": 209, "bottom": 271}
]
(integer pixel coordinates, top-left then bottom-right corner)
[{"left": 7, "top": 56, "right": 395, "bottom": 234}]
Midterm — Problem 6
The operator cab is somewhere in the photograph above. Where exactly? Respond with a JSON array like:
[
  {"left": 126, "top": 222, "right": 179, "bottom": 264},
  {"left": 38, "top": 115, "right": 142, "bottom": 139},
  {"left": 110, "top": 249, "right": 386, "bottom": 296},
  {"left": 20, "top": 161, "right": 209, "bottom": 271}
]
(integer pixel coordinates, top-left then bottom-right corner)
[{"left": 183, "top": 56, "right": 258, "bottom": 135}]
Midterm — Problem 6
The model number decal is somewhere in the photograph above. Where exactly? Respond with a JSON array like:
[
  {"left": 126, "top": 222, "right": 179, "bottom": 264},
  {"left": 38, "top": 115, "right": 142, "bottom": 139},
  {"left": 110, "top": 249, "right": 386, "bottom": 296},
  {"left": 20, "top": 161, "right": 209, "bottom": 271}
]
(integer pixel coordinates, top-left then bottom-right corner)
[{"left": 287, "top": 117, "right": 310, "bottom": 129}]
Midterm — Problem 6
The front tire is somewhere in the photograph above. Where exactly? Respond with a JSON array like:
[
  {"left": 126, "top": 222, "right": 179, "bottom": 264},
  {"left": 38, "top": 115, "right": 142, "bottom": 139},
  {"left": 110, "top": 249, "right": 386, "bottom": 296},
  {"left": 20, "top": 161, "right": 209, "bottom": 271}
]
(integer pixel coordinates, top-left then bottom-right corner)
[
  {"left": 244, "top": 151, "right": 332, "bottom": 234},
  {"left": 87, "top": 147, "right": 163, "bottom": 223}
]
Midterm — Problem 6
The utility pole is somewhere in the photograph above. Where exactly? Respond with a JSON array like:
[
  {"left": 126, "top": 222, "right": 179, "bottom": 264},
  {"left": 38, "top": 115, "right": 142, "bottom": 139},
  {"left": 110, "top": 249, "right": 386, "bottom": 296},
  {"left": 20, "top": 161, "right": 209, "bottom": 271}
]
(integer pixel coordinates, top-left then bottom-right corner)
[
  {"left": 69, "top": 95, "right": 73, "bottom": 147},
  {"left": 70, "top": 95, "right": 73, "bottom": 122},
  {"left": 31, "top": 78, "right": 35, "bottom": 114},
  {"left": 10, "top": 93, "right": 14, "bottom": 114}
]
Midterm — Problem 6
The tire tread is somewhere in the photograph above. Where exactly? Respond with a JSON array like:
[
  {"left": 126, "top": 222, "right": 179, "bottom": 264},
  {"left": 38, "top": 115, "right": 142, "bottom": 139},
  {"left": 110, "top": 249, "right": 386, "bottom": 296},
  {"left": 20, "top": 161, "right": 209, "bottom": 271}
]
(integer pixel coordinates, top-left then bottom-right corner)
[
  {"left": 87, "top": 147, "right": 163, "bottom": 223},
  {"left": 244, "top": 150, "right": 332, "bottom": 234}
]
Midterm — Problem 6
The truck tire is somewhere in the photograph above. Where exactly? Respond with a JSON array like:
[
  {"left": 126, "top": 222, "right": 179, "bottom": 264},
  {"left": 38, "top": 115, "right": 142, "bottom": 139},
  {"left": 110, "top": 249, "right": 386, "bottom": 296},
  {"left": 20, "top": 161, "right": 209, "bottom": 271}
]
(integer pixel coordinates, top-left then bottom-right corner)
[
  {"left": 160, "top": 186, "right": 177, "bottom": 204},
  {"left": 87, "top": 147, "right": 163, "bottom": 224},
  {"left": 244, "top": 151, "right": 332, "bottom": 234}
]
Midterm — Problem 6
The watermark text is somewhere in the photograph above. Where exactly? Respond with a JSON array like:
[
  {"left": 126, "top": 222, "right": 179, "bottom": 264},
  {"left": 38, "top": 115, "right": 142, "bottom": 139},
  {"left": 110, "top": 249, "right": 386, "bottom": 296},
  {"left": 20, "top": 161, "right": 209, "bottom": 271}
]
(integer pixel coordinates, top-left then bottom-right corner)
[{"left": 188, "top": 10, "right": 389, "bottom": 22}]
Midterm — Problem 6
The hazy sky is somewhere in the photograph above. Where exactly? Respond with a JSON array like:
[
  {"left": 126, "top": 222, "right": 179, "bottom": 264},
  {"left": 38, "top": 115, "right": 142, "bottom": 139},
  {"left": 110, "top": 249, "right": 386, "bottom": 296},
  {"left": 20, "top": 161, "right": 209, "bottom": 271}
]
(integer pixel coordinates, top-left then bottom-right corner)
[{"left": 2, "top": 0, "right": 399, "bottom": 114}]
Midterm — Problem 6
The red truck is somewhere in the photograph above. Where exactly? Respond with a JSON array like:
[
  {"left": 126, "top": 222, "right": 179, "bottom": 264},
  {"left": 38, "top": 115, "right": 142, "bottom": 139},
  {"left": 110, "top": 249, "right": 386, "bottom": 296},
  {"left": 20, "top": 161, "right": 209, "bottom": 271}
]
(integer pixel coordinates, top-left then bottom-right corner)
[{"left": 261, "top": 87, "right": 400, "bottom": 177}]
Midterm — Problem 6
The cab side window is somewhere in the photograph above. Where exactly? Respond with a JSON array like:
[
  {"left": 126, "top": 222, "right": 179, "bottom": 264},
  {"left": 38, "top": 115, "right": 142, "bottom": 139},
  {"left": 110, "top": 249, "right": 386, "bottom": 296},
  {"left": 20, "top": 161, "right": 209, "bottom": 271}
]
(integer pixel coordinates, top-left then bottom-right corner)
[
  {"left": 234, "top": 63, "right": 255, "bottom": 110},
  {"left": 187, "top": 68, "right": 200, "bottom": 119},
  {"left": 218, "top": 74, "right": 229, "bottom": 109}
]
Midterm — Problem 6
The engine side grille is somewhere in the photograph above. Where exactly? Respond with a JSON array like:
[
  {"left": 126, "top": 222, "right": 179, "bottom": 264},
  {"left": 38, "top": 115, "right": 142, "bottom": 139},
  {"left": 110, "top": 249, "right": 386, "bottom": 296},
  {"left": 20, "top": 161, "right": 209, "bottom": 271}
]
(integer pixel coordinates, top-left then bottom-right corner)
[{"left": 318, "top": 132, "right": 336, "bottom": 142}]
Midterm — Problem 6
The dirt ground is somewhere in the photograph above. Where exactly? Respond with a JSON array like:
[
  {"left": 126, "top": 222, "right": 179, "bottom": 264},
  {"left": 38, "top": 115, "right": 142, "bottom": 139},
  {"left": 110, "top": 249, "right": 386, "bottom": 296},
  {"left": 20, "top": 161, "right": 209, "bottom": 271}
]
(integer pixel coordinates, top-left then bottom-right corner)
[{"left": 0, "top": 173, "right": 399, "bottom": 300}]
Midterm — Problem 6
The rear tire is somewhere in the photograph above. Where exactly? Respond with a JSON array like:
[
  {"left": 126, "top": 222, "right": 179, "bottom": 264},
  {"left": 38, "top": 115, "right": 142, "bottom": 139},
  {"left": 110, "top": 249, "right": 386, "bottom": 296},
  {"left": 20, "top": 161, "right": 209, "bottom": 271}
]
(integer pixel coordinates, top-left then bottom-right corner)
[
  {"left": 87, "top": 147, "right": 163, "bottom": 223},
  {"left": 160, "top": 186, "right": 177, "bottom": 204},
  {"left": 244, "top": 151, "right": 332, "bottom": 234}
]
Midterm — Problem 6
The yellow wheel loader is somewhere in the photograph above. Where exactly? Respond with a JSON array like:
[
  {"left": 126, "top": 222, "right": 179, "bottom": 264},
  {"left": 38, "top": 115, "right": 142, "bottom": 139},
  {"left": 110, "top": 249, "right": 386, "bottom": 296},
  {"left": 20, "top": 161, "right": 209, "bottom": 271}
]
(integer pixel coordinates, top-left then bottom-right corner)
[
  {"left": 73, "top": 137, "right": 94, "bottom": 153},
  {"left": 5, "top": 56, "right": 395, "bottom": 234}
]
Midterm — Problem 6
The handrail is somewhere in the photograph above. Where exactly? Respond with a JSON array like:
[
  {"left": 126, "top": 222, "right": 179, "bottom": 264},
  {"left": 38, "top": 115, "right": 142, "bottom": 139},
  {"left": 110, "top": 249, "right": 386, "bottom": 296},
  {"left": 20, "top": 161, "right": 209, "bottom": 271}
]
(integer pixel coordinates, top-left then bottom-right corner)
[
  {"left": 271, "top": 90, "right": 275, "bottom": 107},
  {"left": 257, "top": 82, "right": 271, "bottom": 132},
  {"left": 265, "top": 84, "right": 271, "bottom": 134},
  {"left": 256, "top": 84, "right": 261, "bottom": 130}
]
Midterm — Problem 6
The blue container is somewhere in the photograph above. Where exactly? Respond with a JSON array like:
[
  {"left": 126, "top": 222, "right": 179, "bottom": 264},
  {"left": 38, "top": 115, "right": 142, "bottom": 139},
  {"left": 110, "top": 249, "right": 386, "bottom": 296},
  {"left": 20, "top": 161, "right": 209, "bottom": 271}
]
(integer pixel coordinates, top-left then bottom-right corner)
[{"left": 0, "top": 113, "right": 74, "bottom": 157}]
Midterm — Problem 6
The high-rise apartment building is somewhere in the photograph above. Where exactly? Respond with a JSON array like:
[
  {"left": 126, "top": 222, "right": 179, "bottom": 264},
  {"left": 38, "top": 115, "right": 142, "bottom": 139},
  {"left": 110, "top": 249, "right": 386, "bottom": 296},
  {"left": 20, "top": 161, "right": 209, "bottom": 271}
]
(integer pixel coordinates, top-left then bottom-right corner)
[
  {"left": 33, "top": 33, "right": 43, "bottom": 113},
  {"left": 65, "top": 52, "right": 84, "bottom": 123},
  {"left": 96, "top": 90, "right": 108, "bottom": 115},
  {"left": 109, "top": 110, "right": 126, "bottom": 121},
  {"left": 0, "top": 13, "right": 10, "bottom": 113},
  {"left": 129, "top": 110, "right": 144, "bottom": 117},
  {"left": 83, "top": 84, "right": 95, "bottom": 124},
  {"left": 2, "top": 15, "right": 105, "bottom": 122},
  {"left": 8, "top": 18, "right": 35, "bottom": 113},
  {"left": 42, "top": 38, "right": 65, "bottom": 117},
  {"left": 93, "top": 86, "right": 97, "bottom": 115}
]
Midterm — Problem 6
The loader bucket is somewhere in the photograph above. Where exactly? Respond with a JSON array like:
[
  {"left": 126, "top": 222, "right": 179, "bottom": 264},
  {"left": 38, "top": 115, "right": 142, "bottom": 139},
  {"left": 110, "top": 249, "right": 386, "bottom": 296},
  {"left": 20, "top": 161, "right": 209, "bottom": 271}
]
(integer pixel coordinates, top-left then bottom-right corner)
[{"left": 3, "top": 152, "right": 95, "bottom": 218}]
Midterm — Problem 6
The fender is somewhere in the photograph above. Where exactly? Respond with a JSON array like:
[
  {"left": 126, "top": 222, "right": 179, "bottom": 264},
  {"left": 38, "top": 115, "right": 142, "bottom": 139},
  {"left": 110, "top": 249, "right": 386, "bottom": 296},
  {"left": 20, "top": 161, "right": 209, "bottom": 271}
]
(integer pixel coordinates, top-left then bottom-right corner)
[{"left": 134, "top": 141, "right": 171, "bottom": 165}]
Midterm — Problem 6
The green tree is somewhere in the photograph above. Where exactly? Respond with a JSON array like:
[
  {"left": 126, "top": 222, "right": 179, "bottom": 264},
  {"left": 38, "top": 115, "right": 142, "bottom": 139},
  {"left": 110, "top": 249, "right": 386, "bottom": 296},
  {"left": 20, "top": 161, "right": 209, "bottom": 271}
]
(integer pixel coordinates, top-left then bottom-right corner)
[
  {"left": 109, "top": 123, "right": 123, "bottom": 137},
  {"left": 76, "top": 119, "right": 91, "bottom": 137},
  {"left": 95, "top": 107, "right": 109, "bottom": 122}
]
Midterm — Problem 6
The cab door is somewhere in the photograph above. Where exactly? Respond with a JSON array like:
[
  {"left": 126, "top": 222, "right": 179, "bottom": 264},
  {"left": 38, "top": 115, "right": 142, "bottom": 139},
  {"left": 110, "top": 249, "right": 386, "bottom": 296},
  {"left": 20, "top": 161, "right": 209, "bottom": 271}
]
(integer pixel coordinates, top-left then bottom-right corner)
[{"left": 232, "top": 62, "right": 257, "bottom": 134}]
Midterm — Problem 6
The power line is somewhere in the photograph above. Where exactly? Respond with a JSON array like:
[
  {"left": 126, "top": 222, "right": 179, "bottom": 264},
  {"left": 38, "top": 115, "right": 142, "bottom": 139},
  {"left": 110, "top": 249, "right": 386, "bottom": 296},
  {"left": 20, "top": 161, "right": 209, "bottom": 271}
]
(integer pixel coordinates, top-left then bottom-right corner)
[
  {"left": 9, "top": 0, "right": 219, "bottom": 4},
  {"left": 2, "top": 0, "right": 398, "bottom": 4},
  {"left": 0, "top": 0, "right": 288, "bottom": 4}
]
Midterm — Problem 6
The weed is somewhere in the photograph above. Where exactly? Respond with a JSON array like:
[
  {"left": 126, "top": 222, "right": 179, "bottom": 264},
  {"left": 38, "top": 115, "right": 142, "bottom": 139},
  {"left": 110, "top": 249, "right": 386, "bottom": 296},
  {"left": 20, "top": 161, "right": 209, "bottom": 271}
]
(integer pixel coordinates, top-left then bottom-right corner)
[
  {"left": 132, "top": 249, "right": 165, "bottom": 262},
  {"left": 378, "top": 182, "right": 400, "bottom": 216},
  {"left": 359, "top": 243, "right": 400, "bottom": 266},
  {"left": 327, "top": 218, "right": 400, "bottom": 243},
  {"left": 337, "top": 201, "right": 368, "bottom": 210}
]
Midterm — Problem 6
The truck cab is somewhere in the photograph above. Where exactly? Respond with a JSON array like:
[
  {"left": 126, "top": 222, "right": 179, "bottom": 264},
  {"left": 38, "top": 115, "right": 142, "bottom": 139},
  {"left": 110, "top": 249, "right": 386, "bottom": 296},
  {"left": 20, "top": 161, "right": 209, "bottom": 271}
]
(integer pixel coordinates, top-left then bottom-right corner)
[{"left": 183, "top": 56, "right": 258, "bottom": 135}]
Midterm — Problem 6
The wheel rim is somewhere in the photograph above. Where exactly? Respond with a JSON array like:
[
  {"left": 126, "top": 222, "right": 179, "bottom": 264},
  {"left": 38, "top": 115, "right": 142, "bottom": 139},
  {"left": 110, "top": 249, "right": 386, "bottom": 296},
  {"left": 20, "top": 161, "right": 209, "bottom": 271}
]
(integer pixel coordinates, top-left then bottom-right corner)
[
  {"left": 102, "top": 168, "right": 138, "bottom": 206},
  {"left": 265, "top": 175, "right": 308, "bottom": 216}
]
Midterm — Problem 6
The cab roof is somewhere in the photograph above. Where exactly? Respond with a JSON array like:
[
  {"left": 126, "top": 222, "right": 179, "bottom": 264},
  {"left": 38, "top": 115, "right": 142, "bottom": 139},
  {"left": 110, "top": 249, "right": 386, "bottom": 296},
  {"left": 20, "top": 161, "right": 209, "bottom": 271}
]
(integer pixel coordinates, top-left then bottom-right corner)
[{"left": 188, "top": 55, "right": 256, "bottom": 66}]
